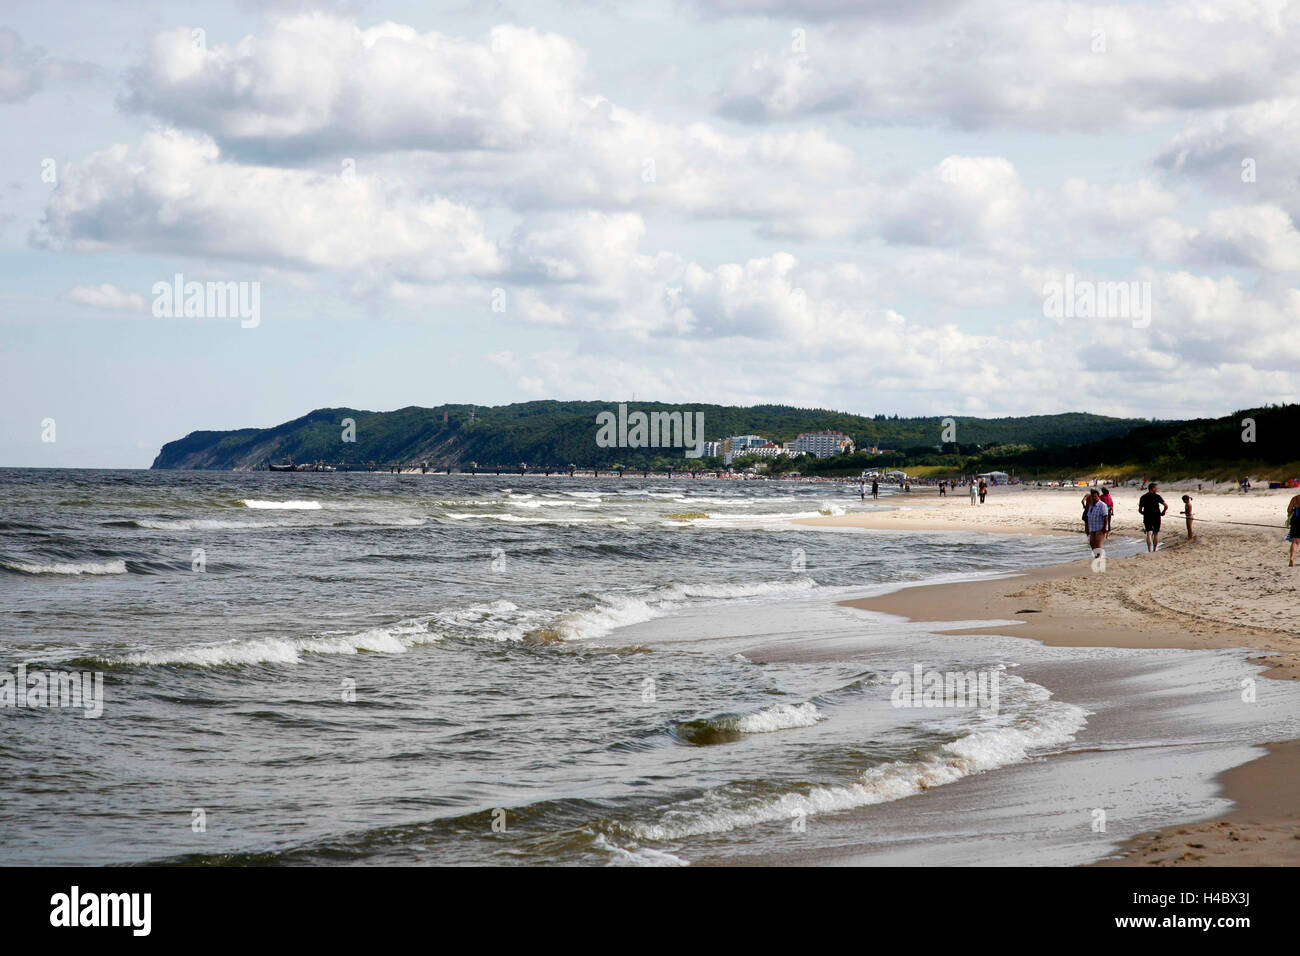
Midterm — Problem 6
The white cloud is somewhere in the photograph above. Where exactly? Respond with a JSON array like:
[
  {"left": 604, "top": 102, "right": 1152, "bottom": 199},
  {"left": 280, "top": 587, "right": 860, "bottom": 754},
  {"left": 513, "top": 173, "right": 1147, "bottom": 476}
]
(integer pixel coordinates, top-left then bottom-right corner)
[
  {"left": 20, "top": 7, "right": 1300, "bottom": 424},
  {"left": 1144, "top": 204, "right": 1300, "bottom": 273},
  {"left": 35, "top": 129, "right": 505, "bottom": 281},
  {"left": 1157, "top": 97, "right": 1300, "bottom": 217},
  {"left": 483, "top": 210, "right": 1300, "bottom": 417},
  {"left": 124, "top": 17, "right": 588, "bottom": 158},
  {"left": 716, "top": 0, "right": 1300, "bottom": 130}
]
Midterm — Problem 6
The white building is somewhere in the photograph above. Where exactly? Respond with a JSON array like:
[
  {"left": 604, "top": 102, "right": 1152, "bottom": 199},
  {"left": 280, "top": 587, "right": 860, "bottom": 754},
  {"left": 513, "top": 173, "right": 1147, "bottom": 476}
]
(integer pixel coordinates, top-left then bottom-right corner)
[
  {"left": 791, "top": 430, "right": 855, "bottom": 458},
  {"left": 699, "top": 441, "right": 722, "bottom": 458},
  {"left": 723, "top": 435, "right": 769, "bottom": 465},
  {"left": 750, "top": 441, "right": 786, "bottom": 459}
]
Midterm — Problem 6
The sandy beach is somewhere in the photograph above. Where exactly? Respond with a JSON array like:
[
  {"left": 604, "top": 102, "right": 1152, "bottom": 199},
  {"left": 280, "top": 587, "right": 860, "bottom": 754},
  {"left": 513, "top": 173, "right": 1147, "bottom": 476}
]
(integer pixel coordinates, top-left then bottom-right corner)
[{"left": 798, "top": 484, "right": 1300, "bottom": 866}]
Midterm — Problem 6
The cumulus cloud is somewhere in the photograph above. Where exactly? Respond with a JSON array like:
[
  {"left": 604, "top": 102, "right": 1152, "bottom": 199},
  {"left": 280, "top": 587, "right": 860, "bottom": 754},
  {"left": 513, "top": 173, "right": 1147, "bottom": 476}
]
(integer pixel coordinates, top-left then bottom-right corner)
[
  {"left": 480, "top": 209, "right": 1300, "bottom": 417},
  {"left": 1156, "top": 98, "right": 1300, "bottom": 217},
  {"left": 1145, "top": 204, "right": 1300, "bottom": 273},
  {"left": 123, "top": 17, "right": 588, "bottom": 159},
  {"left": 716, "top": 0, "right": 1300, "bottom": 130},
  {"left": 115, "top": 15, "right": 1193, "bottom": 251},
  {"left": 34, "top": 129, "right": 505, "bottom": 281},
  {"left": 26, "top": 9, "right": 1299, "bottom": 420},
  {"left": 0, "top": 28, "right": 97, "bottom": 103}
]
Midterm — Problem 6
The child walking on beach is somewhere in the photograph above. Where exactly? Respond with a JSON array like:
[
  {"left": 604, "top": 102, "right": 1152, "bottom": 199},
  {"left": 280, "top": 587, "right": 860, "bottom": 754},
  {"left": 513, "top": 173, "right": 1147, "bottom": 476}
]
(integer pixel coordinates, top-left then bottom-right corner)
[{"left": 1180, "top": 494, "right": 1194, "bottom": 541}]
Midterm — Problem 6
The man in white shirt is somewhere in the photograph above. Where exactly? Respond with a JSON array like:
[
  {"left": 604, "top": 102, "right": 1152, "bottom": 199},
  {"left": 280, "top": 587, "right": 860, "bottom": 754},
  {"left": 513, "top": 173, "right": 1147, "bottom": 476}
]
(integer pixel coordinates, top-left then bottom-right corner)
[{"left": 1085, "top": 489, "right": 1109, "bottom": 554}]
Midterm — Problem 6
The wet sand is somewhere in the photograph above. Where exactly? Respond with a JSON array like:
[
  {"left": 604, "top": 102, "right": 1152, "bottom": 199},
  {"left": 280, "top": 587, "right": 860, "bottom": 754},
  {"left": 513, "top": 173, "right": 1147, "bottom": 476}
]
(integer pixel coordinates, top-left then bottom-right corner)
[{"left": 804, "top": 485, "right": 1299, "bottom": 865}]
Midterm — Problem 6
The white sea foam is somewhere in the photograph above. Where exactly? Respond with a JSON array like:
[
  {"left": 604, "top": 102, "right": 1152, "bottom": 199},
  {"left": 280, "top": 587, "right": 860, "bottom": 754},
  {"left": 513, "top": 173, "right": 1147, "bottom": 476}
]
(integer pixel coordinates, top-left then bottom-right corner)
[
  {"left": 556, "top": 578, "right": 818, "bottom": 641},
  {"left": 627, "top": 678, "right": 1088, "bottom": 841},
  {"left": 134, "top": 518, "right": 282, "bottom": 531},
  {"left": 592, "top": 834, "right": 689, "bottom": 867},
  {"left": 241, "top": 499, "right": 322, "bottom": 510},
  {"left": 112, "top": 620, "right": 439, "bottom": 667},
  {"left": 686, "top": 510, "right": 826, "bottom": 529},
  {"left": 107, "top": 601, "right": 530, "bottom": 667},
  {"left": 442, "top": 512, "right": 626, "bottom": 525},
  {"left": 133, "top": 513, "right": 424, "bottom": 530},
  {"left": 2, "top": 558, "right": 127, "bottom": 575},
  {"left": 734, "top": 701, "right": 824, "bottom": 733}
]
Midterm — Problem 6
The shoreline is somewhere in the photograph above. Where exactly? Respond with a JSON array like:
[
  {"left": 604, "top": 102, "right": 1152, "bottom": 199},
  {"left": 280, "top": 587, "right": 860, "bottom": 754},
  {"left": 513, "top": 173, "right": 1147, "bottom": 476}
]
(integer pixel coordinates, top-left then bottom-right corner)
[{"left": 821, "top": 486, "right": 1299, "bottom": 866}]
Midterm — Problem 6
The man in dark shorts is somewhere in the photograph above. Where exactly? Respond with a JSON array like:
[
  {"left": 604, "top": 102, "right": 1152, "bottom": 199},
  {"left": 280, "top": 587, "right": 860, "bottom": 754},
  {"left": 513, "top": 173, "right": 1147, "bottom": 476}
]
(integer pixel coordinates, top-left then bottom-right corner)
[{"left": 1138, "top": 481, "right": 1168, "bottom": 552}]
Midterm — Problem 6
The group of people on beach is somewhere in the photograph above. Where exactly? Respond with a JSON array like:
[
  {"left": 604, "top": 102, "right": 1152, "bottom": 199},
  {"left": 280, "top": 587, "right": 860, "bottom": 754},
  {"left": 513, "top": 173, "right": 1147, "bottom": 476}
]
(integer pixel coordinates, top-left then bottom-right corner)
[
  {"left": 934, "top": 478, "right": 987, "bottom": 503},
  {"left": 1083, "top": 482, "right": 1188, "bottom": 554},
  {"left": 1084, "top": 481, "right": 1300, "bottom": 565}
]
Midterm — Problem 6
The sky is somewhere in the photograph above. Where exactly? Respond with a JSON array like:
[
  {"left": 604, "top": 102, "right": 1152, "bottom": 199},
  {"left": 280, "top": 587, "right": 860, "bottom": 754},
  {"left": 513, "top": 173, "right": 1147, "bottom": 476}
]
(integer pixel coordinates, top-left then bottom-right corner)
[{"left": 1, "top": 0, "right": 1297, "bottom": 467}]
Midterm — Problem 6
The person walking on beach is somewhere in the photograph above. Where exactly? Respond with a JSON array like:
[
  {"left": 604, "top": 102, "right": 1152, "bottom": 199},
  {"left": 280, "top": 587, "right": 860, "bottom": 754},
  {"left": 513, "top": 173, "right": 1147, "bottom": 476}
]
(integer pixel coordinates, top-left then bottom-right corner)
[
  {"left": 1287, "top": 491, "right": 1300, "bottom": 567},
  {"left": 939, "top": 481, "right": 946, "bottom": 497},
  {"left": 1100, "top": 487, "right": 1114, "bottom": 537},
  {"left": 978, "top": 478, "right": 987, "bottom": 504},
  {"left": 969, "top": 480, "right": 977, "bottom": 505},
  {"left": 859, "top": 476, "right": 866, "bottom": 500},
  {"left": 1138, "top": 482, "right": 1168, "bottom": 552},
  {"left": 1085, "top": 489, "right": 1109, "bottom": 556},
  {"left": 1180, "top": 494, "right": 1195, "bottom": 541},
  {"left": 871, "top": 479, "right": 879, "bottom": 499}
]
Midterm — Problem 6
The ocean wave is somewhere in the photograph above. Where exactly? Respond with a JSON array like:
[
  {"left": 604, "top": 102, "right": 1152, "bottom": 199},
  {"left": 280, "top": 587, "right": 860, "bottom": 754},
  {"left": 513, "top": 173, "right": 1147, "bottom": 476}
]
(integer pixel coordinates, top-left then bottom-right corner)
[
  {"left": 624, "top": 677, "right": 1088, "bottom": 841},
  {"left": 677, "top": 701, "right": 824, "bottom": 745},
  {"left": 128, "top": 518, "right": 284, "bottom": 531},
  {"left": 556, "top": 578, "right": 818, "bottom": 642},
  {"left": 592, "top": 834, "right": 689, "bottom": 867},
  {"left": 121, "top": 514, "right": 426, "bottom": 531},
  {"left": 241, "top": 499, "right": 322, "bottom": 510},
  {"left": 108, "top": 620, "right": 440, "bottom": 667},
  {"left": 101, "top": 601, "right": 529, "bottom": 667},
  {"left": 1, "top": 558, "right": 127, "bottom": 575},
  {"left": 442, "top": 512, "right": 627, "bottom": 525},
  {"left": 686, "top": 510, "right": 826, "bottom": 528}
]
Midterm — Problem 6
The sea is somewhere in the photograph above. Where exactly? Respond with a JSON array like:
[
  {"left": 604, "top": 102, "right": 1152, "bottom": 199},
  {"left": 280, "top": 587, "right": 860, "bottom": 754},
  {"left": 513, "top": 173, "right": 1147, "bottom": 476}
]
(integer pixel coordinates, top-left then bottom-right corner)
[{"left": 2, "top": 469, "right": 1296, "bottom": 866}]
